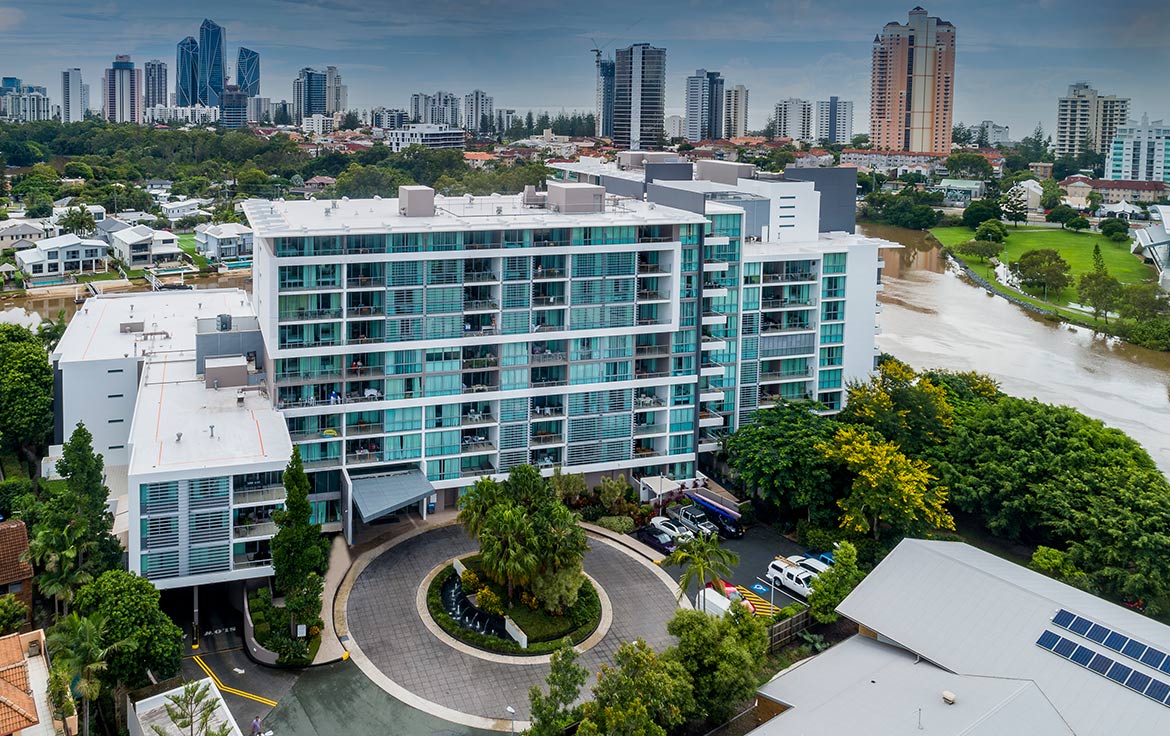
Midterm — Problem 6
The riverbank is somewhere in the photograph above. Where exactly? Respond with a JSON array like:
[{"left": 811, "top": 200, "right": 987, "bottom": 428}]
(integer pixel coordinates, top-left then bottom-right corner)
[{"left": 924, "top": 227, "right": 1166, "bottom": 350}]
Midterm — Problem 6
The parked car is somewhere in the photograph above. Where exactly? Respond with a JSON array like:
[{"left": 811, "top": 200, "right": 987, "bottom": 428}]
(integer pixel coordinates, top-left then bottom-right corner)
[
  {"left": 787, "top": 554, "right": 830, "bottom": 575},
  {"left": 766, "top": 558, "right": 816, "bottom": 598},
  {"left": 649, "top": 516, "right": 694, "bottom": 544},
  {"left": 805, "top": 549, "right": 836, "bottom": 566},
  {"left": 702, "top": 578, "right": 755, "bottom": 615},
  {"left": 635, "top": 526, "right": 677, "bottom": 555},
  {"left": 668, "top": 504, "right": 720, "bottom": 537},
  {"left": 708, "top": 511, "right": 744, "bottom": 539}
]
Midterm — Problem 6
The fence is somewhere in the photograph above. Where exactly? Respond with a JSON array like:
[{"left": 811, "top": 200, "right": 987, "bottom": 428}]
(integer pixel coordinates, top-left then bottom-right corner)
[{"left": 767, "top": 607, "right": 811, "bottom": 653}]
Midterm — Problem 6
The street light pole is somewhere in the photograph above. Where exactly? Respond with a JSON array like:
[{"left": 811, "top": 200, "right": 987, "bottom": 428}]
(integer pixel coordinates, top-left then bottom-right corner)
[{"left": 506, "top": 705, "right": 516, "bottom": 736}]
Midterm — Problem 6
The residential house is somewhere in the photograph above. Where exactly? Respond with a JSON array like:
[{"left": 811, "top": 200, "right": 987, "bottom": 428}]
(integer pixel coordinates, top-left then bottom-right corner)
[
  {"left": 463, "top": 151, "right": 499, "bottom": 170},
  {"left": 0, "top": 629, "right": 57, "bottom": 736},
  {"left": 839, "top": 149, "right": 947, "bottom": 176},
  {"left": 194, "top": 222, "right": 253, "bottom": 261},
  {"left": 790, "top": 150, "right": 835, "bottom": 169},
  {"left": 0, "top": 521, "right": 32, "bottom": 632},
  {"left": 750, "top": 539, "right": 1170, "bottom": 736},
  {"left": 1011, "top": 179, "right": 1045, "bottom": 211},
  {"left": 1059, "top": 176, "right": 1169, "bottom": 208},
  {"left": 159, "top": 198, "right": 210, "bottom": 222},
  {"left": 49, "top": 203, "right": 106, "bottom": 228},
  {"left": 94, "top": 217, "right": 133, "bottom": 244},
  {"left": 1030, "top": 162, "right": 1054, "bottom": 179},
  {"left": 0, "top": 222, "right": 45, "bottom": 250},
  {"left": 14, "top": 233, "right": 108, "bottom": 281},
  {"left": 109, "top": 225, "right": 182, "bottom": 268}
]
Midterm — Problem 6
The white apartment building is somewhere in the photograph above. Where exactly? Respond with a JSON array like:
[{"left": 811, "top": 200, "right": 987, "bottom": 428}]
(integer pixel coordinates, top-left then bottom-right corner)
[
  {"left": 382, "top": 124, "right": 465, "bottom": 153},
  {"left": 51, "top": 289, "right": 288, "bottom": 589},
  {"left": 840, "top": 148, "right": 947, "bottom": 175},
  {"left": 665, "top": 115, "right": 685, "bottom": 141},
  {"left": 1, "top": 89, "right": 52, "bottom": 122},
  {"left": 61, "top": 68, "right": 87, "bottom": 123},
  {"left": 775, "top": 98, "right": 814, "bottom": 142},
  {"left": 1056, "top": 83, "right": 1130, "bottom": 158},
  {"left": 684, "top": 69, "right": 724, "bottom": 143},
  {"left": 247, "top": 97, "right": 271, "bottom": 124},
  {"left": 142, "top": 105, "right": 220, "bottom": 126},
  {"left": 816, "top": 97, "right": 853, "bottom": 145},
  {"left": 464, "top": 90, "right": 493, "bottom": 133},
  {"left": 725, "top": 85, "right": 749, "bottom": 139},
  {"left": 1108, "top": 116, "right": 1170, "bottom": 183},
  {"left": 302, "top": 113, "right": 334, "bottom": 136},
  {"left": 325, "top": 66, "right": 347, "bottom": 115}
]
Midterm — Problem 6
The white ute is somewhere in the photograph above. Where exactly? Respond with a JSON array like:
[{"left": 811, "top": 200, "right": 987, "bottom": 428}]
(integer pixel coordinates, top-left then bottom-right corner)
[{"left": 766, "top": 557, "right": 817, "bottom": 598}]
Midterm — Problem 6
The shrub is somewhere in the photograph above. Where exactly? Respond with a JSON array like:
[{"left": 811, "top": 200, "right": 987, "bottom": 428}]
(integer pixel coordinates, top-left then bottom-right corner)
[
  {"left": 268, "top": 631, "right": 310, "bottom": 665},
  {"left": 566, "top": 581, "right": 601, "bottom": 629},
  {"left": 461, "top": 568, "right": 480, "bottom": 592},
  {"left": 476, "top": 586, "right": 503, "bottom": 616},
  {"left": 250, "top": 610, "right": 266, "bottom": 626},
  {"left": 580, "top": 504, "right": 605, "bottom": 522},
  {"left": 254, "top": 621, "right": 271, "bottom": 643},
  {"left": 773, "top": 603, "right": 805, "bottom": 622},
  {"left": 596, "top": 516, "right": 635, "bottom": 534},
  {"left": 520, "top": 592, "right": 540, "bottom": 610}
]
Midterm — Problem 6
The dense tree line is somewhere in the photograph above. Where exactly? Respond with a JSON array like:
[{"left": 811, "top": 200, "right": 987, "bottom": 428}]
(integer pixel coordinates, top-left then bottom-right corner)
[
  {"left": 858, "top": 187, "right": 944, "bottom": 230},
  {"left": 723, "top": 356, "right": 1170, "bottom": 613}
]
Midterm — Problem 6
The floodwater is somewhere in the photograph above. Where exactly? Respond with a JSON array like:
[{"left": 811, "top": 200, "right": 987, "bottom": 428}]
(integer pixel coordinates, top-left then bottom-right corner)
[{"left": 865, "top": 223, "right": 1170, "bottom": 475}]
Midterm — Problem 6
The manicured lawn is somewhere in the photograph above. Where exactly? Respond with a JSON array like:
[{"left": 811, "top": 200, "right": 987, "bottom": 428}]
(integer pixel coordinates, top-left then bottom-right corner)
[
  {"left": 931, "top": 225, "right": 1156, "bottom": 306},
  {"left": 177, "top": 233, "right": 211, "bottom": 270},
  {"left": 77, "top": 271, "right": 123, "bottom": 283}
]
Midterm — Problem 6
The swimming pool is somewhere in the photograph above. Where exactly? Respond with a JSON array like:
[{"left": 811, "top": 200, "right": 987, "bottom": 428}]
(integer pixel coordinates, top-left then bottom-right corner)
[{"left": 224, "top": 260, "right": 253, "bottom": 270}]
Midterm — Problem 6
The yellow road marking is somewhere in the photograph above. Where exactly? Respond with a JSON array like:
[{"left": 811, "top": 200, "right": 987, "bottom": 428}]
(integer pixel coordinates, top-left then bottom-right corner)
[
  {"left": 736, "top": 586, "right": 781, "bottom": 617},
  {"left": 193, "top": 655, "right": 278, "bottom": 707}
]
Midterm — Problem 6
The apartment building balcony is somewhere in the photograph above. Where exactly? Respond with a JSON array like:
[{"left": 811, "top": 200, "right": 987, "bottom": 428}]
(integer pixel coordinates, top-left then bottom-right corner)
[
  {"left": 463, "top": 299, "right": 499, "bottom": 313},
  {"left": 463, "top": 269, "right": 499, "bottom": 283},
  {"left": 462, "top": 373, "right": 498, "bottom": 393},
  {"left": 698, "top": 432, "right": 723, "bottom": 453},
  {"left": 531, "top": 431, "right": 564, "bottom": 446},
  {"left": 759, "top": 369, "right": 813, "bottom": 383},
  {"left": 531, "top": 401, "right": 564, "bottom": 418},
  {"left": 701, "top": 334, "right": 728, "bottom": 351},
  {"left": 346, "top": 421, "right": 384, "bottom": 437},
  {"left": 346, "top": 275, "right": 385, "bottom": 289},
  {"left": 275, "top": 368, "right": 344, "bottom": 385},
  {"left": 347, "top": 304, "right": 387, "bottom": 319},
  {"left": 234, "top": 521, "right": 278, "bottom": 539},
  {"left": 233, "top": 485, "right": 286, "bottom": 507},
  {"left": 700, "top": 386, "right": 724, "bottom": 403},
  {"left": 703, "top": 259, "right": 730, "bottom": 272},
  {"left": 461, "top": 460, "right": 496, "bottom": 478},
  {"left": 635, "top": 343, "right": 671, "bottom": 358},
  {"left": 700, "top": 361, "right": 723, "bottom": 377},
  {"left": 530, "top": 349, "right": 567, "bottom": 364},
  {"left": 278, "top": 307, "right": 344, "bottom": 323},
  {"left": 633, "top": 443, "right": 665, "bottom": 459},
  {"left": 698, "top": 410, "right": 724, "bottom": 428},
  {"left": 637, "top": 261, "right": 665, "bottom": 275},
  {"left": 637, "top": 290, "right": 669, "bottom": 303},
  {"left": 634, "top": 423, "right": 667, "bottom": 436},
  {"left": 532, "top": 267, "right": 566, "bottom": 280},
  {"left": 702, "top": 283, "right": 729, "bottom": 298},
  {"left": 346, "top": 451, "right": 384, "bottom": 466},
  {"left": 762, "top": 271, "right": 817, "bottom": 284},
  {"left": 634, "top": 393, "right": 665, "bottom": 410},
  {"left": 760, "top": 297, "right": 814, "bottom": 310},
  {"left": 702, "top": 311, "right": 728, "bottom": 326},
  {"left": 759, "top": 389, "right": 813, "bottom": 406},
  {"left": 760, "top": 320, "right": 812, "bottom": 335},
  {"left": 302, "top": 455, "right": 341, "bottom": 469}
]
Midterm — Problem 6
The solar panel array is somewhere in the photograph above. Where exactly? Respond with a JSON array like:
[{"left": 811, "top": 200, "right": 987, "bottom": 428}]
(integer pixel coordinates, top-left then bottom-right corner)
[{"left": 1035, "top": 610, "right": 1170, "bottom": 710}]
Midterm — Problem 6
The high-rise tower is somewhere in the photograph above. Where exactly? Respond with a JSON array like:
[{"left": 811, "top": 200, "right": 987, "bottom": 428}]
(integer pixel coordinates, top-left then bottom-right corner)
[
  {"left": 176, "top": 36, "right": 199, "bottom": 107},
  {"left": 237, "top": 47, "right": 260, "bottom": 97},
  {"left": 684, "top": 69, "right": 724, "bottom": 142},
  {"left": 870, "top": 7, "right": 955, "bottom": 154},
  {"left": 143, "top": 59, "right": 168, "bottom": 109},
  {"left": 613, "top": 43, "right": 666, "bottom": 150},
  {"left": 197, "top": 19, "right": 226, "bottom": 107}
]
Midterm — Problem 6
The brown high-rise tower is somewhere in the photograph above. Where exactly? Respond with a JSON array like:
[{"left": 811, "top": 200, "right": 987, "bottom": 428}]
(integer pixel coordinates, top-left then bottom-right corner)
[{"left": 870, "top": 7, "right": 955, "bottom": 154}]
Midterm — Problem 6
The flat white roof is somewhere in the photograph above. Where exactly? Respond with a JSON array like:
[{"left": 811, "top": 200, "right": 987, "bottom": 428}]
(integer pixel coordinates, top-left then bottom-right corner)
[
  {"left": 55, "top": 289, "right": 256, "bottom": 364},
  {"left": 128, "top": 355, "right": 291, "bottom": 478},
  {"left": 242, "top": 192, "right": 707, "bottom": 238},
  {"left": 743, "top": 231, "right": 900, "bottom": 259}
]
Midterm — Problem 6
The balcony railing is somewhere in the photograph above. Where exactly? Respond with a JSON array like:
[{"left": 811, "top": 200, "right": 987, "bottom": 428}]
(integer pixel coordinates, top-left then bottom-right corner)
[
  {"left": 462, "top": 412, "right": 494, "bottom": 425},
  {"left": 234, "top": 521, "right": 278, "bottom": 539},
  {"left": 275, "top": 369, "right": 343, "bottom": 384},
  {"left": 233, "top": 555, "right": 273, "bottom": 570},
  {"left": 761, "top": 298, "right": 814, "bottom": 309},
  {"left": 461, "top": 440, "right": 496, "bottom": 453},
  {"left": 233, "top": 486, "right": 286, "bottom": 506},
  {"left": 462, "top": 356, "right": 498, "bottom": 369},
  {"left": 637, "top": 263, "right": 664, "bottom": 274},
  {"left": 464, "top": 271, "right": 499, "bottom": 283},
  {"left": 531, "top": 433, "right": 563, "bottom": 446},
  {"left": 463, "top": 299, "right": 498, "bottom": 311},
  {"left": 760, "top": 322, "right": 812, "bottom": 334},
  {"left": 533, "top": 295, "right": 565, "bottom": 306},
  {"left": 635, "top": 344, "right": 670, "bottom": 357},
  {"left": 531, "top": 351, "right": 566, "bottom": 364},
  {"left": 346, "top": 276, "right": 384, "bottom": 288},
  {"left": 347, "top": 305, "right": 386, "bottom": 317},
  {"left": 762, "top": 272, "right": 816, "bottom": 283},
  {"left": 531, "top": 405, "right": 564, "bottom": 417},
  {"left": 461, "top": 464, "right": 496, "bottom": 477},
  {"left": 634, "top": 424, "right": 666, "bottom": 436},
  {"left": 278, "top": 308, "right": 343, "bottom": 322},
  {"left": 759, "top": 369, "right": 812, "bottom": 382},
  {"left": 532, "top": 268, "right": 565, "bottom": 280}
]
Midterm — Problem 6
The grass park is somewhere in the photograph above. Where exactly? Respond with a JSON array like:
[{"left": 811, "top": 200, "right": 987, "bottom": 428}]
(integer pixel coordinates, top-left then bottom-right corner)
[
  {"left": 930, "top": 225, "right": 1157, "bottom": 310},
  {"left": 177, "top": 233, "right": 211, "bottom": 270}
]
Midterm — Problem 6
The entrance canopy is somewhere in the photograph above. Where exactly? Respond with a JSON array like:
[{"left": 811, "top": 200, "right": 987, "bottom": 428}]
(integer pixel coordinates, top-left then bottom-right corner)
[{"left": 351, "top": 469, "right": 434, "bottom": 523}]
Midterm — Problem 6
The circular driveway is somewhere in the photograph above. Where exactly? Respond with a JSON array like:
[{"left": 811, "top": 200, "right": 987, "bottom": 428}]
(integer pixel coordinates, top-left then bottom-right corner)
[{"left": 344, "top": 524, "right": 680, "bottom": 725}]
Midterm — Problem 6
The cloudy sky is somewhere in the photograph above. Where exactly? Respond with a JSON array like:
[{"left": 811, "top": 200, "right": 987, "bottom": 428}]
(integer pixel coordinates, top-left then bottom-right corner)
[{"left": 5, "top": 1, "right": 1169, "bottom": 137}]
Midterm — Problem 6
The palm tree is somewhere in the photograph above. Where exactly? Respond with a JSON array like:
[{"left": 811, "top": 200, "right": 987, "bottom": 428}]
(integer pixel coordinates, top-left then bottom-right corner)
[
  {"left": 47, "top": 613, "right": 137, "bottom": 736},
  {"left": 27, "top": 525, "right": 91, "bottom": 618},
  {"left": 479, "top": 505, "right": 538, "bottom": 601},
  {"left": 664, "top": 534, "right": 739, "bottom": 612},
  {"left": 457, "top": 477, "right": 504, "bottom": 540}
]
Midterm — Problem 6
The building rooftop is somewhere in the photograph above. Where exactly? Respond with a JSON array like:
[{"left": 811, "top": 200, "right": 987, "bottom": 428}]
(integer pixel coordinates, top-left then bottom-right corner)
[
  {"left": 54, "top": 289, "right": 256, "bottom": 364},
  {"left": 128, "top": 355, "right": 291, "bottom": 479},
  {"left": 241, "top": 190, "right": 706, "bottom": 238},
  {"left": 0, "top": 521, "right": 32, "bottom": 587},
  {"left": 743, "top": 231, "right": 899, "bottom": 258},
  {"left": 830, "top": 539, "right": 1170, "bottom": 735},
  {"left": 134, "top": 677, "right": 241, "bottom": 736}
]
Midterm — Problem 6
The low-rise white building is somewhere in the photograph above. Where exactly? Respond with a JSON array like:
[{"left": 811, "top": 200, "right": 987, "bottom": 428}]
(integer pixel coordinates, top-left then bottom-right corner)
[
  {"left": 383, "top": 124, "right": 465, "bottom": 153},
  {"left": 1011, "top": 178, "right": 1045, "bottom": 211},
  {"left": 52, "top": 289, "right": 289, "bottom": 589},
  {"left": 14, "top": 233, "right": 107, "bottom": 280},
  {"left": 108, "top": 225, "right": 182, "bottom": 268},
  {"left": 840, "top": 148, "right": 947, "bottom": 176},
  {"left": 142, "top": 105, "right": 220, "bottom": 126},
  {"left": 302, "top": 113, "right": 334, "bottom": 137},
  {"left": 195, "top": 222, "right": 253, "bottom": 261},
  {"left": 130, "top": 677, "right": 241, "bottom": 736},
  {"left": 160, "top": 198, "right": 209, "bottom": 222}
]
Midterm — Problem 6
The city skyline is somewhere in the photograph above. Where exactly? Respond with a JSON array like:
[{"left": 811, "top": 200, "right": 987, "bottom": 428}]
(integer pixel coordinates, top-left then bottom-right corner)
[{"left": 1, "top": 1, "right": 1168, "bottom": 137}]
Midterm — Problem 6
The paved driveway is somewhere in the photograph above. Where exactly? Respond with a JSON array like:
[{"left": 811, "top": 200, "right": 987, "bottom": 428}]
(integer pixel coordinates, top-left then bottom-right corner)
[{"left": 346, "top": 525, "right": 680, "bottom": 721}]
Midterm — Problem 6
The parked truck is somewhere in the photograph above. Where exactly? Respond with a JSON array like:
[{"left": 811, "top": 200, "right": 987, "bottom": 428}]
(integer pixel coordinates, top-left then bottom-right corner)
[
  {"left": 666, "top": 504, "right": 720, "bottom": 537},
  {"left": 766, "top": 556, "right": 817, "bottom": 598}
]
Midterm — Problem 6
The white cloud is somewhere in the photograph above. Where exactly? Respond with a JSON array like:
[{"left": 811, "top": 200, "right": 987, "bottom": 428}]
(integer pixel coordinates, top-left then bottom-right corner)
[{"left": 0, "top": 7, "right": 25, "bottom": 30}]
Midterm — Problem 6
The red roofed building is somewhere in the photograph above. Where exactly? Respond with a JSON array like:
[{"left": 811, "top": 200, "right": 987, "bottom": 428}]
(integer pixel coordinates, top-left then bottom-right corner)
[
  {"left": 1058, "top": 176, "right": 1169, "bottom": 207},
  {"left": 0, "top": 522, "right": 32, "bottom": 631}
]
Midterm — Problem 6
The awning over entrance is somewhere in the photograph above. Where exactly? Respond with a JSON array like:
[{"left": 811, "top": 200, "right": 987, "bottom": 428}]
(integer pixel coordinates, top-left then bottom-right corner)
[{"left": 351, "top": 469, "right": 435, "bottom": 523}]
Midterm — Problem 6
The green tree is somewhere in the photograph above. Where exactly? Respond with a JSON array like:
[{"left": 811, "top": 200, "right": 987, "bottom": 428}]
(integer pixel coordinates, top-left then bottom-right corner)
[
  {"left": 945, "top": 152, "right": 992, "bottom": 180},
  {"left": 1119, "top": 283, "right": 1169, "bottom": 321},
  {"left": 58, "top": 204, "right": 96, "bottom": 235},
  {"left": 664, "top": 534, "right": 739, "bottom": 608},
  {"left": 807, "top": 541, "right": 866, "bottom": 623},
  {"left": 838, "top": 356, "right": 954, "bottom": 456},
  {"left": 0, "top": 594, "right": 28, "bottom": 634},
  {"left": 271, "top": 448, "right": 329, "bottom": 595},
  {"left": 665, "top": 606, "right": 767, "bottom": 723},
  {"left": 526, "top": 639, "right": 588, "bottom": 736},
  {"left": 340, "top": 111, "right": 361, "bottom": 130},
  {"left": 961, "top": 199, "right": 1001, "bottom": 229},
  {"left": 1099, "top": 217, "right": 1129, "bottom": 240},
  {"left": 1045, "top": 204, "right": 1077, "bottom": 228},
  {"left": 1077, "top": 245, "right": 1122, "bottom": 322},
  {"left": 64, "top": 162, "right": 94, "bottom": 180},
  {"left": 457, "top": 477, "right": 505, "bottom": 540},
  {"left": 1009, "top": 249, "right": 1071, "bottom": 298},
  {"left": 334, "top": 163, "right": 413, "bottom": 198},
  {"left": 27, "top": 524, "right": 91, "bottom": 617},
  {"left": 974, "top": 218, "right": 1008, "bottom": 243},
  {"left": 1000, "top": 186, "right": 1028, "bottom": 226},
  {"left": 597, "top": 474, "right": 629, "bottom": 514},
  {"left": 1039, "top": 179, "right": 1063, "bottom": 209},
  {"left": 285, "top": 571, "right": 324, "bottom": 633},
  {"left": 1067, "top": 215, "right": 1090, "bottom": 232},
  {"left": 149, "top": 679, "right": 233, "bottom": 736},
  {"left": 479, "top": 505, "right": 538, "bottom": 600},
  {"left": 957, "top": 239, "right": 1004, "bottom": 263},
  {"left": 47, "top": 612, "right": 137, "bottom": 736},
  {"left": 73, "top": 570, "right": 182, "bottom": 689},
  {"left": 816, "top": 426, "right": 954, "bottom": 539},
  {"left": 0, "top": 339, "right": 53, "bottom": 450},
  {"left": 234, "top": 168, "right": 270, "bottom": 197},
  {"left": 548, "top": 468, "right": 587, "bottom": 505},
  {"left": 577, "top": 640, "right": 693, "bottom": 736},
  {"left": 1030, "top": 546, "right": 1092, "bottom": 591},
  {"left": 723, "top": 403, "right": 840, "bottom": 523}
]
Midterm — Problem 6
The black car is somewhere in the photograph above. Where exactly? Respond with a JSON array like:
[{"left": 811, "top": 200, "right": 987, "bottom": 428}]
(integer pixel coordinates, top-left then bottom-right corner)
[
  {"left": 635, "top": 526, "right": 677, "bottom": 555},
  {"left": 708, "top": 511, "right": 745, "bottom": 539}
]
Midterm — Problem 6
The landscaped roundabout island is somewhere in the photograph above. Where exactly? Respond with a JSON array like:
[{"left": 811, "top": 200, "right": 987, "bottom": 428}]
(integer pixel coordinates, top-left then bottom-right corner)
[{"left": 427, "top": 464, "right": 602, "bottom": 654}]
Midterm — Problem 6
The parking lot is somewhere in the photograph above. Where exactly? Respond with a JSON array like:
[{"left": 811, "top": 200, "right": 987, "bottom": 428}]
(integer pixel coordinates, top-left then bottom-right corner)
[{"left": 650, "top": 522, "right": 808, "bottom": 610}]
